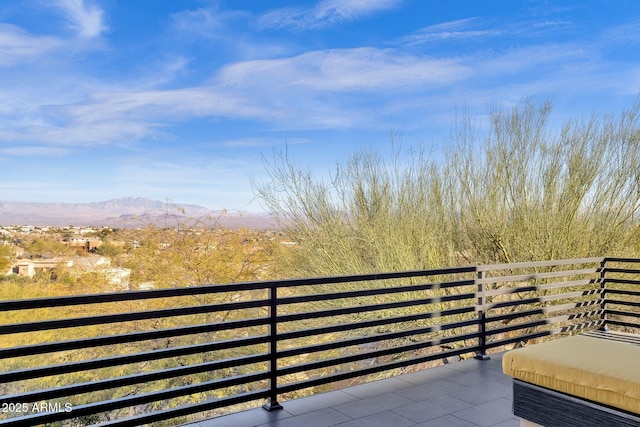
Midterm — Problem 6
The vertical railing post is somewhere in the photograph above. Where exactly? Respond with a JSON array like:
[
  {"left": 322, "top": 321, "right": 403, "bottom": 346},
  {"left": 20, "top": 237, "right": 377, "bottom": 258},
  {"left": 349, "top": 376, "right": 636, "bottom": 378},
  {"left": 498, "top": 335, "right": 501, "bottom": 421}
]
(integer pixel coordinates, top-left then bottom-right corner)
[
  {"left": 263, "top": 283, "right": 283, "bottom": 411},
  {"left": 475, "top": 268, "right": 490, "bottom": 360},
  {"left": 598, "top": 259, "right": 608, "bottom": 331}
]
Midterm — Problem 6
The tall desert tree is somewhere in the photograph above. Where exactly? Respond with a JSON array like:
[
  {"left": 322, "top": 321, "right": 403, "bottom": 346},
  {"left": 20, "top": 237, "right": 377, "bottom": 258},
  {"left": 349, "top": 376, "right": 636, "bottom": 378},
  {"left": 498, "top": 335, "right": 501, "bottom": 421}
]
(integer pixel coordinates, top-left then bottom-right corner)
[
  {"left": 254, "top": 137, "right": 457, "bottom": 277},
  {"left": 255, "top": 99, "right": 640, "bottom": 276},
  {"left": 449, "top": 98, "right": 640, "bottom": 264}
]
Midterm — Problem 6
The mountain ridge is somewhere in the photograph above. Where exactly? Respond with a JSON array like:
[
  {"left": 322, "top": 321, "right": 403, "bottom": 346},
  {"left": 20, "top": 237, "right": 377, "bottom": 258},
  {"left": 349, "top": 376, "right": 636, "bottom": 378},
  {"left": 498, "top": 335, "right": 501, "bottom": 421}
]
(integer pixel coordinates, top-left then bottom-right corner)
[{"left": 0, "top": 197, "right": 276, "bottom": 229}]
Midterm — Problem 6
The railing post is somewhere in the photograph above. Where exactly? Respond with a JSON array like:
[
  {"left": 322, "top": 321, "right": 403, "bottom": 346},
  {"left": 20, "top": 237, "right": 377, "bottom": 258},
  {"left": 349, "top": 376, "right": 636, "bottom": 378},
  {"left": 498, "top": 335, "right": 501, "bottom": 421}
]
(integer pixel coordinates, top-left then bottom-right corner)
[
  {"left": 598, "top": 259, "right": 608, "bottom": 331},
  {"left": 262, "top": 283, "right": 283, "bottom": 411},
  {"left": 475, "top": 269, "right": 490, "bottom": 360}
]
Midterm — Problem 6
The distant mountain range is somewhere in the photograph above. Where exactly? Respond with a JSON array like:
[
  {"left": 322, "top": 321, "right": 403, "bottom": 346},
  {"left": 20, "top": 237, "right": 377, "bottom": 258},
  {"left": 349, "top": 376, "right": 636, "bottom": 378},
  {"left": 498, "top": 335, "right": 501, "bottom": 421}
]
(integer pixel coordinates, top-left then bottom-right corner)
[{"left": 0, "top": 197, "right": 277, "bottom": 229}]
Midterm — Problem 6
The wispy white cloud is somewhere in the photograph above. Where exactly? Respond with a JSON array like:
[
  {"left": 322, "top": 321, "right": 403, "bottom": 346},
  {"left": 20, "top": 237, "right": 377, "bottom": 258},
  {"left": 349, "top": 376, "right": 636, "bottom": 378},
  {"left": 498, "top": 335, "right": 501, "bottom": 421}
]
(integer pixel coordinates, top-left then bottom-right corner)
[
  {"left": 0, "top": 1, "right": 108, "bottom": 67},
  {"left": 258, "top": 0, "right": 401, "bottom": 31},
  {"left": 313, "top": 0, "right": 401, "bottom": 23},
  {"left": 171, "top": 6, "right": 248, "bottom": 39},
  {"left": 0, "top": 38, "right": 622, "bottom": 147},
  {"left": 0, "top": 120, "right": 152, "bottom": 146},
  {"left": 170, "top": 8, "right": 295, "bottom": 63},
  {"left": 54, "top": 0, "right": 107, "bottom": 38},
  {"left": 532, "top": 20, "right": 573, "bottom": 30},
  {"left": 395, "top": 17, "right": 574, "bottom": 46},
  {"left": 395, "top": 18, "right": 501, "bottom": 45},
  {"left": 0, "top": 145, "right": 72, "bottom": 156},
  {"left": 602, "top": 19, "right": 640, "bottom": 45},
  {"left": 475, "top": 43, "right": 585, "bottom": 76},
  {"left": 123, "top": 56, "right": 191, "bottom": 90},
  {"left": 64, "top": 87, "right": 281, "bottom": 123},
  {"left": 0, "top": 14, "right": 636, "bottom": 151},
  {"left": 217, "top": 47, "right": 471, "bottom": 92},
  {"left": 0, "top": 86, "right": 283, "bottom": 146},
  {"left": 0, "top": 23, "right": 63, "bottom": 66}
]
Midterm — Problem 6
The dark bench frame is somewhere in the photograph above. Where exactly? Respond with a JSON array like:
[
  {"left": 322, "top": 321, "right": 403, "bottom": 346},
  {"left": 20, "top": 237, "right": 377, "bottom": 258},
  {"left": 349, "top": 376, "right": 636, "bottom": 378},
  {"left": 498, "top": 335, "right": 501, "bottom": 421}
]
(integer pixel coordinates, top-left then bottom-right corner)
[{"left": 513, "top": 379, "right": 640, "bottom": 427}]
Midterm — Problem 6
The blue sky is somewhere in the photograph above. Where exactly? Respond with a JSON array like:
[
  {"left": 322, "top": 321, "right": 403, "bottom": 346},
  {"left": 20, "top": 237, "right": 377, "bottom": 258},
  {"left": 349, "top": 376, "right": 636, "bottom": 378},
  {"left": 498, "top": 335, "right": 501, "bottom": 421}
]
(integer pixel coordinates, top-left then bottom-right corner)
[{"left": 1, "top": 0, "right": 639, "bottom": 211}]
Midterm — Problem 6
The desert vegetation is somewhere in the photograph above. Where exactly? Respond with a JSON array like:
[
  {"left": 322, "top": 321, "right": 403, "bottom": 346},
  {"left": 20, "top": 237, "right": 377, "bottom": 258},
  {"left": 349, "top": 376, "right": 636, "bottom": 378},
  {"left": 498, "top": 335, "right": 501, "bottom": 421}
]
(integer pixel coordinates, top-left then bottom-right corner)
[
  {"left": 255, "top": 98, "right": 640, "bottom": 276},
  {"left": 248, "top": 98, "right": 640, "bottom": 399},
  {"left": 0, "top": 216, "right": 281, "bottom": 424},
  {"left": 1, "top": 99, "right": 639, "bottom": 425}
]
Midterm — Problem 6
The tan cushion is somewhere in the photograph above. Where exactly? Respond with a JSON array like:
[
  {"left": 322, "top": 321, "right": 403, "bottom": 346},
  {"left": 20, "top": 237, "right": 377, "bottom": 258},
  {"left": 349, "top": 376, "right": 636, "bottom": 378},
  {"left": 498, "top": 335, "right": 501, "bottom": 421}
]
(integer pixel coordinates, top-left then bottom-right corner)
[{"left": 502, "top": 335, "right": 640, "bottom": 414}]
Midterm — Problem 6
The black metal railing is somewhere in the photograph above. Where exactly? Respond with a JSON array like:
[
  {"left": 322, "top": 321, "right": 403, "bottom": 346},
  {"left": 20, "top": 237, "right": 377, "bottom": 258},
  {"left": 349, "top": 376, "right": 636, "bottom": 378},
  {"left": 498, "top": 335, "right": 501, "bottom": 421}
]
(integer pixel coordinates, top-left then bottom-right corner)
[{"left": 0, "top": 257, "right": 638, "bottom": 426}]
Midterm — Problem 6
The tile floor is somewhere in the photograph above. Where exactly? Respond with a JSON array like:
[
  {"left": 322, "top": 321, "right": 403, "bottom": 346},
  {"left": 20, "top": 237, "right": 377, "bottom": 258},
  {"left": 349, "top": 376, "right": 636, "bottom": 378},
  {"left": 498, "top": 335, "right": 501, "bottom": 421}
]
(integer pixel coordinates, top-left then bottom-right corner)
[{"left": 183, "top": 353, "right": 520, "bottom": 427}]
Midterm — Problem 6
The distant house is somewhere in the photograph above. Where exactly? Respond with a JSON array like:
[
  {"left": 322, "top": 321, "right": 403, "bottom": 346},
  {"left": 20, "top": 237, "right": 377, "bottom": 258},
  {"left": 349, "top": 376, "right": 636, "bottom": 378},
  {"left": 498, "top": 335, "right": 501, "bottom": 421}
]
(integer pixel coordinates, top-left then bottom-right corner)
[
  {"left": 8, "top": 254, "right": 131, "bottom": 290},
  {"left": 11, "top": 257, "right": 74, "bottom": 278},
  {"left": 14, "top": 262, "right": 35, "bottom": 277},
  {"left": 9, "top": 255, "right": 107, "bottom": 278},
  {"left": 63, "top": 239, "right": 101, "bottom": 252}
]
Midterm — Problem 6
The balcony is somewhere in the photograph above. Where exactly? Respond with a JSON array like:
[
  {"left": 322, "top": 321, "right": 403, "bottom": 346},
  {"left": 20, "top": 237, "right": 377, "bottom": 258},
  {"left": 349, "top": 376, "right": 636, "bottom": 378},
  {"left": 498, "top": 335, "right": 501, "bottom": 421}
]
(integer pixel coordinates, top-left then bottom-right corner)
[
  {"left": 1, "top": 257, "right": 639, "bottom": 426},
  {"left": 189, "top": 352, "right": 516, "bottom": 427}
]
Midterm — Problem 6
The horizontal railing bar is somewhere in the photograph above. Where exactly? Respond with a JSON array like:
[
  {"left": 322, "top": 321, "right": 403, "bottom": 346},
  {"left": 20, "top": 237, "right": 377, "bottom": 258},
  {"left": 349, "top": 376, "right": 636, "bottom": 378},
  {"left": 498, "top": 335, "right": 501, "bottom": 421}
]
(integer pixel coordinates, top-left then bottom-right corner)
[
  {"left": 0, "top": 372, "right": 271, "bottom": 427},
  {"left": 487, "top": 320, "right": 609, "bottom": 348},
  {"left": 478, "top": 268, "right": 601, "bottom": 286},
  {"left": 485, "top": 289, "right": 602, "bottom": 311},
  {"left": 0, "top": 335, "right": 270, "bottom": 382},
  {"left": 278, "top": 331, "right": 480, "bottom": 377},
  {"left": 277, "top": 279, "right": 475, "bottom": 305},
  {"left": 604, "top": 278, "right": 640, "bottom": 286},
  {"left": 605, "top": 267, "right": 640, "bottom": 274},
  {"left": 582, "top": 330, "right": 640, "bottom": 345},
  {"left": 604, "top": 257, "right": 640, "bottom": 264},
  {"left": 277, "top": 346, "right": 478, "bottom": 396},
  {"left": 485, "top": 299, "right": 602, "bottom": 324},
  {"left": 605, "top": 319, "right": 640, "bottom": 329},
  {"left": 486, "top": 330, "right": 555, "bottom": 348},
  {"left": 605, "top": 289, "right": 640, "bottom": 297},
  {"left": 0, "top": 317, "right": 269, "bottom": 359},
  {"left": 485, "top": 320, "right": 604, "bottom": 349},
  {"left": 605, "top": 309, "right": 640, "bottom": 318},
  {"left": 0, "top": 268, "right": 477, "bottom": 313},
  {"left": 485, "top": 310, "right": 604, "bottom": 338},
  {"left": 278, "top": 306, "right": 476, "bottom": 341},
  {"left": 270, "top": 267, "right": 478, "bottom": 288},
  {"left": 0, "top": 283, "right": 271, "bottom": 312},
  {"left": 478, "top": 257, "right": 604, "bottom": 273},
  {"left": 277, "top": 293, "right": 476, "bottom": 324},
  {"left": 605, "top": 299, "right": 640, "bottom": 308},
  {"left": 0, "top": 353, "right": 270, "bottom": 405},
  {"left": 278, "top": 318, "right": 479, "bottom": 359},
  {"left": 0, "top": 299, "right": 269, "bottom": 335},
  {"left": 482, "top": 278, "right": 598, "bottom": 298}
]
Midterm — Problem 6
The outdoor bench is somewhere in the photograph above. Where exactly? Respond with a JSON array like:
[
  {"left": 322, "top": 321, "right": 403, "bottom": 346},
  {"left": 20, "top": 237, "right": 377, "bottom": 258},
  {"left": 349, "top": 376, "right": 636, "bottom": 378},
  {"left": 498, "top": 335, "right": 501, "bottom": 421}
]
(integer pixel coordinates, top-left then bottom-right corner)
[{"left": 502, "top": 331, "right": 640, "bottom": 426}]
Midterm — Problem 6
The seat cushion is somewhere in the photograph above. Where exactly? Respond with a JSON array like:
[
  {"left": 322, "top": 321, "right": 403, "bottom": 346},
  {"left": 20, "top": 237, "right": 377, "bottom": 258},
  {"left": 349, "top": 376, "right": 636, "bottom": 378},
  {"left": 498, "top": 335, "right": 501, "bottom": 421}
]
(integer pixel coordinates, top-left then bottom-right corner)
[{"left": 502, "top": 335, "right": 640, "bottom": 414}]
